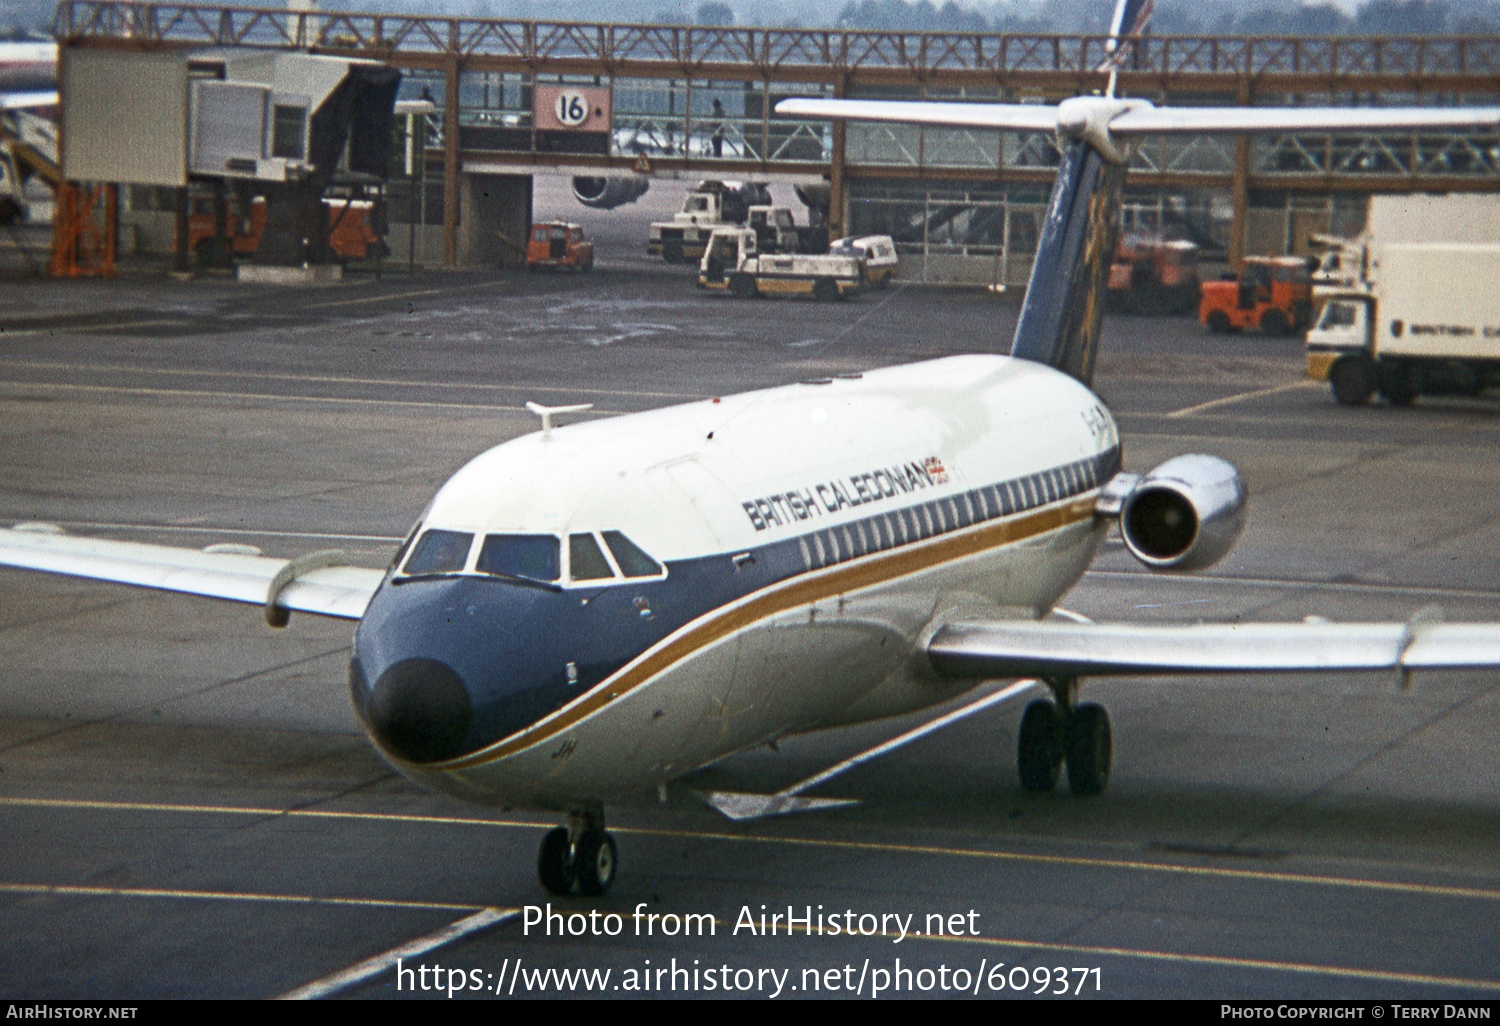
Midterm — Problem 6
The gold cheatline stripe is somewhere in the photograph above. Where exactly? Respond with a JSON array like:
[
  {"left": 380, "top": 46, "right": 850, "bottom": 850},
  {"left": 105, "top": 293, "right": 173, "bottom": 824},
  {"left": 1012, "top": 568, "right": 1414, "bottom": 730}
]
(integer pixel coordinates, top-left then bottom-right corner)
[{"left": 430, "top": 495, "right": 1098, "bottom": 772}]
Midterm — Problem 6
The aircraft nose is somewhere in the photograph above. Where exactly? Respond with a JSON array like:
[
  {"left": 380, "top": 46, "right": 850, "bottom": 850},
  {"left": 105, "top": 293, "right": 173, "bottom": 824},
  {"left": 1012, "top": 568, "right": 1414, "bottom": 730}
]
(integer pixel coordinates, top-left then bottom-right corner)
[{"left": 356, "top": 656, "right": 473, "bottom": 763}]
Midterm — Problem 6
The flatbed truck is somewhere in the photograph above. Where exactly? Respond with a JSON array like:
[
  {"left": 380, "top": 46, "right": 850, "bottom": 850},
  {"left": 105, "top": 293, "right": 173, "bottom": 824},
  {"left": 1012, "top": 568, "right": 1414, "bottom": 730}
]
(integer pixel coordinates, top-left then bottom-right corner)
[{"left": 697, "top": 226, "right": 866, "bottom": 300}]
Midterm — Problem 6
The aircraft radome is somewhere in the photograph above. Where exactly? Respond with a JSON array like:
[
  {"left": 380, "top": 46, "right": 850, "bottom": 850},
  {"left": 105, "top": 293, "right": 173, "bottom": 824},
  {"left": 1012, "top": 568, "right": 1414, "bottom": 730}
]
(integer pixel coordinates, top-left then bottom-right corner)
[{"left": 4, "top": 0, "right": 1500, "bottom": 898}]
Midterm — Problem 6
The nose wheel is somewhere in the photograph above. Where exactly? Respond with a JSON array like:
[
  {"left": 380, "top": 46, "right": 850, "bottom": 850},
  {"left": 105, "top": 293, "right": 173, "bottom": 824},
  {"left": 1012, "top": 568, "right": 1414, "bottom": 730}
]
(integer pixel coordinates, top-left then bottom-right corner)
[
  {"left": 1016, "top": 678, "right": 1111, "bottom": 796},
  {"left": 538, "top": 804, "right": 618, "bottom": 897}
]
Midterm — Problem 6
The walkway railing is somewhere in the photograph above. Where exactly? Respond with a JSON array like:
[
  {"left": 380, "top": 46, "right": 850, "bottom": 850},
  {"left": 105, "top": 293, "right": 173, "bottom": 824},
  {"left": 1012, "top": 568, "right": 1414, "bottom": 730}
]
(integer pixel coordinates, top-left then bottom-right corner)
[{"left": 52, "top": 1, "right": 1500, "bottom": 83}]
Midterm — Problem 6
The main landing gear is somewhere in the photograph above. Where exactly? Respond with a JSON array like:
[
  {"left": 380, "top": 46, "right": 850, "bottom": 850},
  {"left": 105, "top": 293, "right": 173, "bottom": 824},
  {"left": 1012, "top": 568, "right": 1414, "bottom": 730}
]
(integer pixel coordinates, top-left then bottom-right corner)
[
  {"left": 1017, "top": 676, "right": 1112, "bottom": 796},
  {"left": 538, "top": 803, "right": 618, "bottom": 896}
]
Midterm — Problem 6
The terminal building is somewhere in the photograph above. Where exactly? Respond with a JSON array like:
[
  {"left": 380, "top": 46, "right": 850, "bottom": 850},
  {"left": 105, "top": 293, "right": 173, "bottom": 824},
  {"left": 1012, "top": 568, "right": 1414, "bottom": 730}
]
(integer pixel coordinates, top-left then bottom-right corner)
[{"left": 51, "top": 0, "right": 1500, "bottom": 284}]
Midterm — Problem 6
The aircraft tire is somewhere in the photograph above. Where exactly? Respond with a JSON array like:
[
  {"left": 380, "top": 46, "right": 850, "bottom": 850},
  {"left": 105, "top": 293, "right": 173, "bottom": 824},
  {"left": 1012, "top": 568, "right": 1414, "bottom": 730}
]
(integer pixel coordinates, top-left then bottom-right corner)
[
  {"left": 574, "top": 830, "right": 617, "bottom": 896},
  {"left": 1017, "top": 699, "right": 1063, "bottom": 792},
  {"left": 1064, "top": 703, "right": 1112, "bottom": 797},
  {"left": 538, "top": 826, "right": 575, "bottom": 896},
  {"left": 730, "top": 273, "right": 757, "bottom": 299}
]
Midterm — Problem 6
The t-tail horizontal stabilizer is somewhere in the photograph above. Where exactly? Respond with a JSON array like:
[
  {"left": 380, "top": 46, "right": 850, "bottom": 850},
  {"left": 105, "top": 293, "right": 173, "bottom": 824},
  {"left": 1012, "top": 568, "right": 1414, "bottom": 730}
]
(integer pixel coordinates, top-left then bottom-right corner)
[
  {"left": 773, "top": 95, "right": 1500, "bottom": 389},
  {"left": 771, "top": 96, "right": 1500, "bottom": 139}
]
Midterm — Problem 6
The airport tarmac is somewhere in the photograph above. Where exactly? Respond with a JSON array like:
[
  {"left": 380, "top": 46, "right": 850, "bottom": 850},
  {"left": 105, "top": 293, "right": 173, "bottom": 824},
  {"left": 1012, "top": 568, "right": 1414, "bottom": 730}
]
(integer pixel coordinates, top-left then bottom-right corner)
[{"left": 0, "top": 210, "right": 1498, "bottom": 999}]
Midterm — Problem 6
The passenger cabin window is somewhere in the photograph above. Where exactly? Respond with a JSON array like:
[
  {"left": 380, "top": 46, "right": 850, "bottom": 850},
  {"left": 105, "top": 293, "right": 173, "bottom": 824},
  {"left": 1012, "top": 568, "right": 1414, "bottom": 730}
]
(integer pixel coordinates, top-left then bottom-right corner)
[
  {"left": 477, "top": 534, "right": 561, "bottom": 583},
  {"left": 403, "top": 529, "right": 473, "bottom": 575}
]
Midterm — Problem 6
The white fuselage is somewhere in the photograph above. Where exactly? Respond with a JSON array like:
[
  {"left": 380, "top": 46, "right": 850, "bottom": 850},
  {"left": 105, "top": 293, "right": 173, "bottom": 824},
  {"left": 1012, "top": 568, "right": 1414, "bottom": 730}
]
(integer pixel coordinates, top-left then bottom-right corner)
[{"left": 353, "top": 354, "right": 1120, "bottom": 810}]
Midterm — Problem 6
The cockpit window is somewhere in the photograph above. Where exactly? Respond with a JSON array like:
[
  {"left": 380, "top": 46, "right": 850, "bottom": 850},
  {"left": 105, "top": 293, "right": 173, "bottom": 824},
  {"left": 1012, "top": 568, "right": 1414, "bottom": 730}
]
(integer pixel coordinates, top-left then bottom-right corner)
[
  {"left": 390, "top": 522, "right": 422, "bottom": 570},
  {"left": 477, "top": 533, "right": 560, "bottom": 582},
  {"left": 602, "top": 530, "right": 663, "bottom": 578},
  {"left": 403, "top": 529, "right": 473, "bottom": 575},
  {"left": 569, "top": 533, "right": 614, "bottom": 581}
]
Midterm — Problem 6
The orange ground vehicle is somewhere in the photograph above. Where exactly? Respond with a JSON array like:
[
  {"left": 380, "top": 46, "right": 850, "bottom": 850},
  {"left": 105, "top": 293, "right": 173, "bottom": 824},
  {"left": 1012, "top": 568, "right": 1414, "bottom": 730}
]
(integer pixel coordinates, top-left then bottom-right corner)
[
  {"left": 1107, "top": 232, "right": 1200, "bottom": 315},
  {"left": 184, "top": 196, "right": 383, "bottom": 266},
  {"left": 526, "top": 221, "right": 594, "bottom": 271},
  {"left": 1199, "top": 255, "right": 1315, "bottom": 336}
]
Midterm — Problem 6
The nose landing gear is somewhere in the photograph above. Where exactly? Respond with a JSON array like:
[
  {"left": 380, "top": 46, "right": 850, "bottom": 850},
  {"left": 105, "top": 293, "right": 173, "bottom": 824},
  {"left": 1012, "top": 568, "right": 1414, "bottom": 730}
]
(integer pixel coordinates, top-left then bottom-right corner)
[
  {"left": 538, "top": 803, "right": 618, "bottom": 896},
  {"left": 1016, "top": 676, "right": 1112, "bottom": 796}
]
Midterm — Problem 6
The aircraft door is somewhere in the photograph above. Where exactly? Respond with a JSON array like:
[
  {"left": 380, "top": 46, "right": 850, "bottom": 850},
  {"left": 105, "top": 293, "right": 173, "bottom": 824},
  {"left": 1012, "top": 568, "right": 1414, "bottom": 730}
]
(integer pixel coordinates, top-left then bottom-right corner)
[{"left": 655, "top": 458, "right": 738, "bottom": 549}]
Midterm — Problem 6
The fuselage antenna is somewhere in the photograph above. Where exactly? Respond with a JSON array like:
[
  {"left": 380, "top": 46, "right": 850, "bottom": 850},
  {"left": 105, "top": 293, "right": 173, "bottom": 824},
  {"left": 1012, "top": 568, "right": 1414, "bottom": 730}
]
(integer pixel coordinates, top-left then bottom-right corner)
[{"left": 526, "top": 401, "right": 594, "bottom": 439}]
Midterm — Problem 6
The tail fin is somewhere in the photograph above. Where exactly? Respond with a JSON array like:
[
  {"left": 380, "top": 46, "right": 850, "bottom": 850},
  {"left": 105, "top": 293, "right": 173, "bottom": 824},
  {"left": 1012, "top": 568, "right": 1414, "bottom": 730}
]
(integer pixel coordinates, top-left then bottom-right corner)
[
  {"left": 1100, "top": 0, "right": 1154, "bottom": 86},
  {"left": 1012, "top": 0, "right": 1151, "bottom": 381},
  {"left": 1008, "top": 139, "right": 1123, "bottom": 386}
]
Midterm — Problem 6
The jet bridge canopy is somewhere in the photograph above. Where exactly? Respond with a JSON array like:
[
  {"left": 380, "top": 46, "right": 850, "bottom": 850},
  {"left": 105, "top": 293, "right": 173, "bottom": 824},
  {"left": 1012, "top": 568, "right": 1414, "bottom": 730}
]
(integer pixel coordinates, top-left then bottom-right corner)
[{"left": 61, "top": 47, "right": 399, "bottom": 266}]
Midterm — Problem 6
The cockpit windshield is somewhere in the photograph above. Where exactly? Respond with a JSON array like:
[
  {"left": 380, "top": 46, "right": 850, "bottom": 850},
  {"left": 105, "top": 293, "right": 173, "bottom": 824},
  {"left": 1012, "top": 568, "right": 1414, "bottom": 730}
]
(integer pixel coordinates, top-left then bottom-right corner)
[
  {"left": 398, "top": 528, "right": 662, "bottom": 585},
  {"left": 477, "top": 534, "right": 561, "bottom": 583},
  {"left": 602, "top": 530, "right": 662, "bottom": 578},
  {"left": 402, "top": 529, "right": 473, "bottom": 575}
]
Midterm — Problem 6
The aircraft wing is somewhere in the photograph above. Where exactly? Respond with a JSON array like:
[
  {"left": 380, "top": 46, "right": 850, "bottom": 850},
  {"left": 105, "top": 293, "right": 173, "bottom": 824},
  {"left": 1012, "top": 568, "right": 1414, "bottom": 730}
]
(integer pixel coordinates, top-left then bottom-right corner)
[
  {"left": 928, "top": 619, "right": 1500, "bottom": 679},
  {"left": 0, "top": 526, "right": 383, "bottom": 622}
]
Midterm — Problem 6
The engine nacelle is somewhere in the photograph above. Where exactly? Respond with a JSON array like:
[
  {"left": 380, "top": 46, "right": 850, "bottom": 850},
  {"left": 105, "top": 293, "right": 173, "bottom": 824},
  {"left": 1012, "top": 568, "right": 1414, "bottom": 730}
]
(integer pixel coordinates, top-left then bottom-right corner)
[
  {"left": 794, "top": 181, "right": 831, "bottom": 221},
  {"left": 571, "top": 176, "right": 649, "bottom": 210},
  {"left": 1112, "top": 454, "right": 1246, "bottom": 572}
]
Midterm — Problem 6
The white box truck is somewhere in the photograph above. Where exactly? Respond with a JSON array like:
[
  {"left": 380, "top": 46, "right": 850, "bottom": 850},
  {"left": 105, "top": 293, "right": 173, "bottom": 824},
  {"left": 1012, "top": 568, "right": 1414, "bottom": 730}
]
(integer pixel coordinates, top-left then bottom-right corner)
[
  {"left": 1312, "top": 194, "right": 1500, "bottom": 296},
  {"left": 1308, "top": 242, "right": 1500, "bottom": 406}
]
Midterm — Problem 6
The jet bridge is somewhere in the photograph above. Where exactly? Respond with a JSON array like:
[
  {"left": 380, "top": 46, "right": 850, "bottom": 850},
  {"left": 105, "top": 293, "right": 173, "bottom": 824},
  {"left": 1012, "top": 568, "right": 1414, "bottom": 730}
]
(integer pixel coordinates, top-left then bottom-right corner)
[{"left": 61, "top": 47, "right": 399, "bottom": 268}]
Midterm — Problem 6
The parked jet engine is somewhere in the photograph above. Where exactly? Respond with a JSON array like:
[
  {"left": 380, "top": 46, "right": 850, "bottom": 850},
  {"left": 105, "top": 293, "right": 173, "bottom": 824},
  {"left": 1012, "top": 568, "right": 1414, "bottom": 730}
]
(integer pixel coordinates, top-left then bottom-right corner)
[
  {"left": 572, "top": 176, "right": 649, "bottom": 209},
  {"left": 794, "top": 181, "right": 831, "bottom": 225},
  {"left": 1104, "top": 455, "right": 1246, "bottom": 572}
]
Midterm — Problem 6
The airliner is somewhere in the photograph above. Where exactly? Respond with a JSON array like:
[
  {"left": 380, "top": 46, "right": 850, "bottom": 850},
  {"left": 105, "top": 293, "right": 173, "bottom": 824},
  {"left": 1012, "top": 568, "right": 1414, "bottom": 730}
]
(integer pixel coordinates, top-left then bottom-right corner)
[
  {"left": 0, "top": 36, "right": 56, "bottom": 112},
  {"left": 0, "top": 35, "right": 57, "bottom": 223},
  {"left": 4, "top": 0, "right": 1500, "bottom": 898}
]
